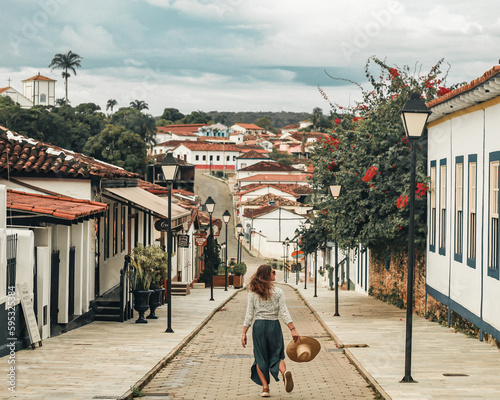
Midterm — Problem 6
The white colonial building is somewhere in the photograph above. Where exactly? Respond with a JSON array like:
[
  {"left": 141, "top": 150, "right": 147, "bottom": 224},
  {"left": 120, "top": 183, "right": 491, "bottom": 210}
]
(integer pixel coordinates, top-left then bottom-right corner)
[
  {"left": 0, "top": 74, "right": 56, "bottom": 108},
  {"left": 426, "top": 65, "right": 500, "bottom": 342}
]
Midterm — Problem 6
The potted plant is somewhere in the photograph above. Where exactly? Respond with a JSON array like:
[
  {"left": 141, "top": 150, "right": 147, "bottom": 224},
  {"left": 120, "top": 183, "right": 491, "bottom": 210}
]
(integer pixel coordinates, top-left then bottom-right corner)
[
  {"left": 233, "top": 262, "right": 247, "bottom": 289},
  {"left": 131, "top": 244, "right": 168, "bottom": 319},
  {"left": 128, "top": 256, "right": 153, "bottom": 324}
]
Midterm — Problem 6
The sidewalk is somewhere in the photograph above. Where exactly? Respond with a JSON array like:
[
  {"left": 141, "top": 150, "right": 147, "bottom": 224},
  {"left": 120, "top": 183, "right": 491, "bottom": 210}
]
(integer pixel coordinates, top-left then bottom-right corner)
[
  {"left": 287, "top": 279, "right": 500, "bottom": 400},
  {"left": 1, "top": 285, "right": 240, "bottom": 400}
]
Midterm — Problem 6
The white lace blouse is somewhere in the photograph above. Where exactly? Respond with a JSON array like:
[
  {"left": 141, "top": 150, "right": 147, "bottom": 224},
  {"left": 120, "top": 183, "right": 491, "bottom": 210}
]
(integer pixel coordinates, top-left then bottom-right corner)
[{"left": 243, "top": 287, "right": 293, "bottom": 327}]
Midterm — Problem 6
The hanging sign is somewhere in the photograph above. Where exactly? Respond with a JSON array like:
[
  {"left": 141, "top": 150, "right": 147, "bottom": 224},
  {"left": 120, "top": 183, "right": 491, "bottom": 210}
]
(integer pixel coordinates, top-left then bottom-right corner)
[
  {"left": 194, "top": 233, "right": 207, "bottom": 247},
  {"left": 178, "top": 235, "right": 190, "bottom": 248},
  {"left": 155, "top": 219, "right": 169, "bottom": 231},
  {"left": 17, "top": 283, "right": 42, "bottom": 349}
]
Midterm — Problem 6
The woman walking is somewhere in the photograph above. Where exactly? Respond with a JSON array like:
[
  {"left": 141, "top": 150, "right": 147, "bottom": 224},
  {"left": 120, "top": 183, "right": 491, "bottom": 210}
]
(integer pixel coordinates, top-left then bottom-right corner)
[{"left": 241, "top": 264, "right": 300, "bottom": 397}]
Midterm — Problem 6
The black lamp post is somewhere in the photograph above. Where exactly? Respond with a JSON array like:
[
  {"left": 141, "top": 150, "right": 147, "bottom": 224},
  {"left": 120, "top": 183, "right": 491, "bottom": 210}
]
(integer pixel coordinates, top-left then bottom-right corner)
[
  {"left": 205, "top": 196, "right": 216, "bottom": 302},
  {"left": 282, "top": 241, "right": 286, "bottom": 280},
  {"left": 285, "top": 237, "right": 290, "bottom": 283},
  {"left": 294, "top": 228, "right": 300, "bottom": 285},
  {"left": 238, "top": 233, "right": 244, "bottom": 263},
  {"left": 400, "top": 92, "right": 431, "bottom": 383},
  {"left": 312, "top": 208, "right": 320, "bottom": 297},
  {"left": 304, "top": 219, "right": 311, "bottom": 289},
  {"left": 161, "top": 152, "right": 179, "bottom": 333},
  {"left": 329, "top": 185, "right": 341, "bottom": 317},
  {"left": 222, "top": 210, "right": 230, "bottom": 291},
  {"left": 236, "top": 223, "right": 243, "bottom": 263}
]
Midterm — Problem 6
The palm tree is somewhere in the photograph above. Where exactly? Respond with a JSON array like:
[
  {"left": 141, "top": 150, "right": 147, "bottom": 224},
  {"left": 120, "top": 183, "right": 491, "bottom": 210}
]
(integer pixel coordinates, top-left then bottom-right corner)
[
  {"left": 129, "top": 100, "right": 149, "bottom": 111},
  {"left": 106, "top": 99, "right": 118, "bottom": 113},
  {"left": 48, "top": 50, "right": 83, "bottom": 105}
]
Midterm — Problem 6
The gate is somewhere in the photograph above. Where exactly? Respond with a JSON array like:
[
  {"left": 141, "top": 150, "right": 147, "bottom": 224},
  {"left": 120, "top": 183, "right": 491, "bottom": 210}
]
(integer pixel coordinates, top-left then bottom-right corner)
[{"left": 50, "top": 250, "right": 60, "bottom": 329}]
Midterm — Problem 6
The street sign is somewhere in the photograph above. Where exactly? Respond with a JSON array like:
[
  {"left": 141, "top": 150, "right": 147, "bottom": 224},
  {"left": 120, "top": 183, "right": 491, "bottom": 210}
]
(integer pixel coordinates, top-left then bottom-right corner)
[
  {"left": 178, "top": 235, "right": 189, "bottom": 248},
  {"left": 194, "top": 233, "right": 207, "bottom": 247},
  {"left": 154, "top": 219, "right": 169, "bottom": 231},
  {"left": 291, "top": 250, "right": 304, "bottom": 257}
]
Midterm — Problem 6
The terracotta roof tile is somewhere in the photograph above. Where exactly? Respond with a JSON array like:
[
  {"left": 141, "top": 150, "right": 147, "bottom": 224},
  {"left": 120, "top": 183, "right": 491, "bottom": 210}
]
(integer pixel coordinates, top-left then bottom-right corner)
[
  {"left": 0, "top": 87, "right": 10, "bottom": 94},
  {"left": 239, "top": 161, "right": 301, "bottom": 172},
  {"left": 7, "top": 189, "right": 108, "bottom": 220},
  {"left": 175, "top": 142, "right": 241, "bottom": 152},
  {"left": 233, "top": 123, "right": 263, "bottom": 130},
  {"left": 243, "top": 204, "right": 278, "bottom": 218},
  {"left": 0, "top": 128, "right": 141, "bottom": 179},
  {"left": 22, "top": 74, "right": 55, "bottom": 82},
  {"left": 427, "top": 66, "right": 500, "bottom": 109},
  {"left": 239, "top": 174, "right": 309, "bottom": 183},
  {"left": 239, "top": 193, "right": 304, "bottom": 207}
]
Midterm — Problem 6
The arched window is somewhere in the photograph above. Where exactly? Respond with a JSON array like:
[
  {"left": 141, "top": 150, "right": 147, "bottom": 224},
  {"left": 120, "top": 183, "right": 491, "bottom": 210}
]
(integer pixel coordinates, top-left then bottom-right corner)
[{"left": 40, "top": 93, "right": 47, "bottom": 103}]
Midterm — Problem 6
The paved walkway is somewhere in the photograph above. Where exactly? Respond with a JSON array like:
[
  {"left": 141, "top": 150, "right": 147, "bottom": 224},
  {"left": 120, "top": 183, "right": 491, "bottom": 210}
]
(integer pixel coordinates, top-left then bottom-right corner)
[
  {"left": 288, "top": 278, "right": 500, "bottom": 400},
  {"left": 141, "top": 284, "right": 376, "bottom": 399}
]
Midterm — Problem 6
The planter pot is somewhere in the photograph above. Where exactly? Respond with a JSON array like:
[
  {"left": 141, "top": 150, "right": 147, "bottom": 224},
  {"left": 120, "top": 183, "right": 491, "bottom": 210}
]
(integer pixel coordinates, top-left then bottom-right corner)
[
  {"left": 212, "top": 276, "right": 228, "bottom": 287},
  {"left": 132, "top": 290, "right": 153, "bottom": 323},
  {"left": 147, "top": 288, "right": 163, "bottom": 319},
  {"left": 233, "top": 275, "right": 244, "bottom": 289}
]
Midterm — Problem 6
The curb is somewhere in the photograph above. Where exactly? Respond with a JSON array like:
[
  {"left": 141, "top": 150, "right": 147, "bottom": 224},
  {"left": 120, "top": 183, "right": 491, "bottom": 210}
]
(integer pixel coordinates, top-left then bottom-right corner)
[
  {"left": 119, "top": 288, "right": 245, "bottom": 400},
  {"left": 290, "top": 284, "right": 392, "bottom": 400}
]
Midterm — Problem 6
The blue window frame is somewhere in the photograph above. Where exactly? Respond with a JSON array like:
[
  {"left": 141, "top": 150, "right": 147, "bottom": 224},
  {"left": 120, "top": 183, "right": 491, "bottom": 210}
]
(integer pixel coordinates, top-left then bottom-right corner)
[
  {"left": 488, "top": 152, "right": 500, "bottom": 279},
  {"left": 454, "top": 156, "right": 464, "bottom": 262},
  {"left": 429, "top": 160, "right": 437, "bottom": 252},
  {"left": 467, "top": 155, "right": 477, "bottom": 268},
  {"left": 439, "top": 159, "right": 447, "bottom": 256}
]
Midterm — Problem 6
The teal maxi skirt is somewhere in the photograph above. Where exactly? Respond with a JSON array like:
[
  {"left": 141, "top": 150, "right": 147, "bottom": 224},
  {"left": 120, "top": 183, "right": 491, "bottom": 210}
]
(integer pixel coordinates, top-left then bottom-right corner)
[{"left": 251, "top": 320, "right": 285, "bottom": 386}]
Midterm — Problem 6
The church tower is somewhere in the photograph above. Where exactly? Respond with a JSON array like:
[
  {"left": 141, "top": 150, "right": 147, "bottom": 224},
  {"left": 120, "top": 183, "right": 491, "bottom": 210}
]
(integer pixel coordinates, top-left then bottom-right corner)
[{"left": 22, "top": 73, "right": 56, "bottom": 106}]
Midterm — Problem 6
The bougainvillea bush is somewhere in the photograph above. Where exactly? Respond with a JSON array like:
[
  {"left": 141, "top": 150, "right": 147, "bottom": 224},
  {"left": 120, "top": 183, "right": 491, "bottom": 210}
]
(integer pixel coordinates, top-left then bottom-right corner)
[{"left": 308, "top": 56, "right": 461, "bottom": 254}]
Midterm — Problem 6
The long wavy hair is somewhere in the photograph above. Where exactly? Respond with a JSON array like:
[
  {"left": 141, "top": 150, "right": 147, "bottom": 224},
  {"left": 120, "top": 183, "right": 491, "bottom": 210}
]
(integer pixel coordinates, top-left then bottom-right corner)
[{"left": 248, "top": 264, "right": 274, "bottom": 300}]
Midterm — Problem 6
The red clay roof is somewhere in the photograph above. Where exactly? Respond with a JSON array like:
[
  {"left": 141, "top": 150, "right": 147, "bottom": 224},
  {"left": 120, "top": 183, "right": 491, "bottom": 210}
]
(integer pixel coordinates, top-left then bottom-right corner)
[
  {"left": 427, "top": 65, "right": 500, "bottom": 108},
  {"left": 233, "top": 123, "right": 263, "bottom": 130},
  {"left": 175, "top": 142, "right": 241, "bottom": 152},
  {"left": 243, "top": 204, "right": 301, "bottom": 219},
  {"left": 239, "top": 193, "right": 303, "bottom": 207},
  {"left": 157, "top": 124, "right": 204, "bottom": 135},
  {"left": 239, "top": 174, "right": 309, "bottom": 182},
  {"left": 0, "top": 87, "right": 10, "bottom": 94},
  {"left": 282, "top": 124, "right": 300, "bottom": 130},
  {"left": 22, "top": 74, "right": 55, "bottom": 82},
  {"left": 239, "top": 161, "right": 301, "bottom": 172},
  {"left": 0, "top": 128, "right": 141, "bottom": 179},
  {"left": 237, "top": 184, "right": 299, "bottom": 197},
  {"left": 7, "top": 189, "right": 108, "bottom": 220},
  {"left": 237, "top": 150, "right": 269, "bottom": 159}
]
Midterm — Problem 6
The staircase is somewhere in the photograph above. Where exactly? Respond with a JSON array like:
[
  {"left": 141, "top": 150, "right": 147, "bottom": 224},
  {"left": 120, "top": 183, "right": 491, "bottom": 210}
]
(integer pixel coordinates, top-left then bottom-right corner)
[
  {"left": 171, "top": 282, "right": 190, "bottom": 296},
  {"left": 90, "top": 299, "right": 122, "bottom": 322}
]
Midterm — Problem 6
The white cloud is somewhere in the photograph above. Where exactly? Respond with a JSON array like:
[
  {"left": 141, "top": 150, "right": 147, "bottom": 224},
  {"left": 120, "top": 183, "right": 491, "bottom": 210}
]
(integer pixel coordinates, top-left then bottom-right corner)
[{"left": 59, "top": 24, "right": 117, "bottom": 57}]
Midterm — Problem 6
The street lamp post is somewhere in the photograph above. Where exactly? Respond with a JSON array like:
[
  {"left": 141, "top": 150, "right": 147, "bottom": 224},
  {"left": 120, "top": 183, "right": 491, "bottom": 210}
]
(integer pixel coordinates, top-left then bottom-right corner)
[
  {"left": 295, "top": 229, "right": 300, "bottom": 285},
  {"left": 282, "top": 241, "right": 286, "bottom": 281},
  {"left": 161, "top": 152, "right": 179, "bottom": 333},
  {"left": 222, "top": 210, "right": 230, "bottom": 291},
  {"left": 285, "top": 237, "right": 290, "bottom": 283},
  {"left": 236, "top": 223, "right": 243, "bottom": 263},
  {"left": 330, "top": 185, "right": 341, "bottom": 317},
  {"left": 304, "top": 219, "right": 311, "bottom": 290},
  {"left": 400, "top": 92, "right": 431, "bottom": 383},
  {"left": 238, "top": 233, "right": 244, "bottom": 263},
  {"left": 205, "top": 196, "right": 216, "bottom": 302}
]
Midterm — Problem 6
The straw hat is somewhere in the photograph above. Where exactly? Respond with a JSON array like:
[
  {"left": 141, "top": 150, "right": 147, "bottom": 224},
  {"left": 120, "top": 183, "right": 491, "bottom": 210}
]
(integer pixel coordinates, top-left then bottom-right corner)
[{"left": 286, "top": 336, "right": 321, "bottom": 363}]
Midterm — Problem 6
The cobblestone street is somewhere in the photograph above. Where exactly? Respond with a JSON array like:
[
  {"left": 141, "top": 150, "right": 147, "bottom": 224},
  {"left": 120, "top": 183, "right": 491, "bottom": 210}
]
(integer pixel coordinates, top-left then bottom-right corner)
[{"left": 141, "top": 284, "right": 376, "bottom": 399}]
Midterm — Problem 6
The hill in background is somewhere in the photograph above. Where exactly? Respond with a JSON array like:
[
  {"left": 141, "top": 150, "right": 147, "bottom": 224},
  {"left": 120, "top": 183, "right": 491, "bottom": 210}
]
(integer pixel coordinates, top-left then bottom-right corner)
[{"left": 206, "top": 111, "right": 311, "bottom": 129}]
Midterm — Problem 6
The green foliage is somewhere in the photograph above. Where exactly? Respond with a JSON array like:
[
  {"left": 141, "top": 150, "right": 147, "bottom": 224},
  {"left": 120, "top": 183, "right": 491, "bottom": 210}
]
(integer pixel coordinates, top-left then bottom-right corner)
[
  {"left": 206, "top": 111, "right": 311, "bottom": 129},
  {"left": 131, "top": 244, "right": 168, "bottom": 289},
  {"left": 234, "top": 262, "right": 247, "bottom": 276},
  {"left": 255, "top": 117, "right": 273, "bottom": 131},
  {"left": 48, "top": 50, "right": 83, "bottom": 104},
  {"left": 111, "top": 107, "right": 156, "bottom": 148},
  {"left": 83, "top": 124, "right": 148, "bottom": 173},
  {"left": 182, "top": 110, "right": 210, "bottom": 124},
  {"left": 128, "top": 257, "right": 152, "bottom": 291},
  {"left": 267, "top": 148, "right": 294, "bottom": 165},
  {"left": 161, "top": 108, "right": 185, "bottom": 123},
  {"left": 309, "top": 56, "right": 462, "bottom": 253},
  {"left": 198, "top": 234, "right": 221, "bottom": 285}
]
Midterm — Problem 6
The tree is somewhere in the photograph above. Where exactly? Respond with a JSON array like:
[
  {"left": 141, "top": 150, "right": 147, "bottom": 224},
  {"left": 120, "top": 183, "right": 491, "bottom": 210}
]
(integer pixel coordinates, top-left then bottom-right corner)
[
  {"left": 83, "top": 124, "right": 148, "bottom": 173},
  {"left": 111, "top": 108, "right": 156, "bottom": 149},
  {"left": 256, "top": 117, "right": 273, "bottom": 131},
  {"left": 310, "top": 56, "right": 461, "bottom": 254},
  {"left": 106, "top": 99, "right": 118, "bottom": 113},
  {"left": 182, "top": 110, "right": 209, "bottom": 124},
  {"left": 48, "top": 50, "right": 83, "bottom": 104},
  {"left": 160, "top": 108, "right": 184, "bottom": 123},
  {"left": 129, "top": 100, "right": 149, "bottom": 111},
  {"left": 268, "top": 148, "right": 294, "bottom": 165},
  {"left": 311, "top": 107, "right": 322, "bottom": 131}
]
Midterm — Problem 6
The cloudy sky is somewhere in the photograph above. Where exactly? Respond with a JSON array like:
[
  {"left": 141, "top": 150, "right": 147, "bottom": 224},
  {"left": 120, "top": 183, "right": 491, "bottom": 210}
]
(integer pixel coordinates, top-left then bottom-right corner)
[{"left": 1, "top": 0, "right": 498, "bottom": 116}]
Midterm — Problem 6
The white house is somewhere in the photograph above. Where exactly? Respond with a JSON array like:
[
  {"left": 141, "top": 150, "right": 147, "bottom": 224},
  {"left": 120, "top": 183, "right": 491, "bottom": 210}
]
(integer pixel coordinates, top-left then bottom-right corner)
[
  {"left": 236, "top": 161, "right": 304, "bottom": 181},
  {"left": 426, "top": 65, "right": 500, "bottom": 342},
  {"left": 237, "top": 193, "right": 312, "bottom": 218},
  {"left": 237, "top": 184, "right": 298, "bottom": 204},
  {"left": 235, "top": 150, "right": 272, "bottom": 171},
  {"left": 0, "top": 87, "right": 32, "bottom": 108},
  {"left": 172, "top": 142, "right": 241, "bottom": 172},
  {"left": 231, "top": 123, "right": 264, "bottom": 136}
]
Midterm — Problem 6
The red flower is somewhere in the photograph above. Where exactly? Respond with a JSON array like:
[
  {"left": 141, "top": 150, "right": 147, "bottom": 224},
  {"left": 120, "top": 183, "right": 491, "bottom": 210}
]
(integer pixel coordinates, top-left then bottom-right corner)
[
  {"left": 389, "top": 68, "right": 400, "bottom": 79},
  {"left": 353, "top": 117, "right": 363, "bottom": 122},
  {"left": 397, "top": 195, "right": 409, "bottom": 209},
  {"left": 437, "top": 87, "right": 451, "bottom": 97},
  {"left": 416, "top": 182, "right": 429, "bottom": 198},
  {"left": 335, "top": 118, "right": 341, "bottom": 125},
  {"left": 362, "top": 166, "right": 378, "bottom": 182}
]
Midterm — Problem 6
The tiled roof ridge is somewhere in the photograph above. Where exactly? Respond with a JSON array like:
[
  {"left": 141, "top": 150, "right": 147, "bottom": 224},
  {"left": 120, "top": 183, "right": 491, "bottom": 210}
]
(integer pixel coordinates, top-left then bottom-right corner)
[
  {"left": 0, "top": 128, "right": 140, "bottom": 179},
  {"left": 239, "top": 161, "right": 300, "bottom": 172},
  {"left": 239, "top": 192, "right": 301, "bottom": 206},
  {"left": 426, "top": 65, "right": 500, "bottom": 108},
  {"left": 238, "top": 184, "right": 298, "bottom": 197},
  {"left": 22, "top": 73, "right": 55, "bottom": 82}
]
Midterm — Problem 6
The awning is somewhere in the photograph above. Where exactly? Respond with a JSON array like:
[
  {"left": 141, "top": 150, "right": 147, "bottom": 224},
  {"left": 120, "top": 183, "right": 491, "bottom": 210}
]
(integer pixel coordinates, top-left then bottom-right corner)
[{"left": 104, "top": 187, "right": 191, "bottom": 226}]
